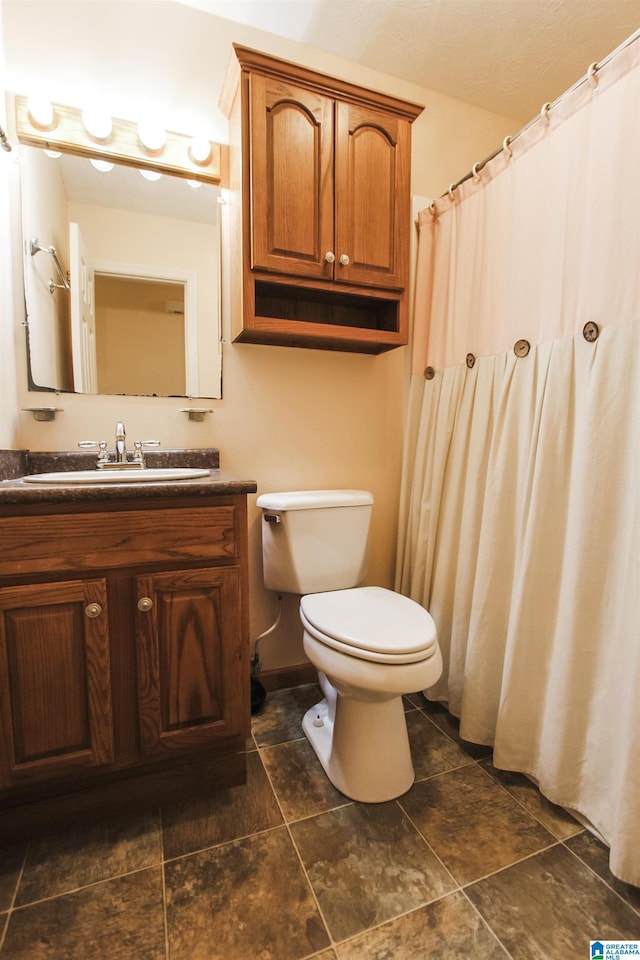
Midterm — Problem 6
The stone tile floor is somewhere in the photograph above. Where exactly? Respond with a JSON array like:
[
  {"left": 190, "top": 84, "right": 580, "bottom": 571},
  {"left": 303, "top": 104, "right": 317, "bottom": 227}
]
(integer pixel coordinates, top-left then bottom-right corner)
[{"left": 0, "top": 685, "right": 638, "bottom": 959}]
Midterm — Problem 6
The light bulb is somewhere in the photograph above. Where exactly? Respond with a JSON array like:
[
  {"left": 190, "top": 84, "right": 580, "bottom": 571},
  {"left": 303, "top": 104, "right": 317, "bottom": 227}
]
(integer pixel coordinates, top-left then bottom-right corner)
[
  {"left": 186, "top": 179, "right": 202, "bottom": 189},
  {"left": 27, "top": 97, "right": 55, "bottom": 130},
  {"left": 44, "top": 150, "right": 62, "bottom": 159},
  {"left": 82, "top": 105, "right": 112, "bottom": 141},
  {"left": 90, "top": 158, "right": 114, "bottom": 172},
  {"left": 138, "top": 120, "right": 165, "bottom": 153},
  {"left": 140, "top": 169, "right": 162, "bottom": 181},
  {"left": 189, "top": 136, "right": 211, "bottom": 166}
]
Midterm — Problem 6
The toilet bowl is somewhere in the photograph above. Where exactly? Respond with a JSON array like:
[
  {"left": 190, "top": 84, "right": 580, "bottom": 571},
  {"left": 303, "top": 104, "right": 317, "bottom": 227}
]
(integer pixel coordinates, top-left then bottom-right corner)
[
  {"left": 256, "top": 490, "right": 443, "bottom": 803},
  {"left": 299, "top": 586, "right": 442, "bottom": 802}
]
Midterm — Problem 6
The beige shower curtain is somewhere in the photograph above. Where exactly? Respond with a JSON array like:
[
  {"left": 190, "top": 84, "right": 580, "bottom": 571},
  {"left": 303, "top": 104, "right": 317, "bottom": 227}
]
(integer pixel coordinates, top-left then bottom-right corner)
[{"left": 397, "top": 34, "right": 640, "bottom": 885}]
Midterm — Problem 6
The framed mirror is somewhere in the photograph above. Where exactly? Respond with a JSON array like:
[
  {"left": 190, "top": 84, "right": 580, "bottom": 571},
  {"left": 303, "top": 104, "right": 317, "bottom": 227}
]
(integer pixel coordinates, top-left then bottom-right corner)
[{"left": 18, "top": 115, "right": 222, "bottom": 399}]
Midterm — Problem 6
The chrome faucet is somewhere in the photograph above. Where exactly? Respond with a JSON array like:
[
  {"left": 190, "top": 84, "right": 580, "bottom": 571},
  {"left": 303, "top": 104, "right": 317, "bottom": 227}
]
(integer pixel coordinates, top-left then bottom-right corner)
[
  {"left": 78, "top": 422, "right": 160, "bottom": 468},
  {"left": 115, "top": 422, "right": 127, "bottom": 463}
]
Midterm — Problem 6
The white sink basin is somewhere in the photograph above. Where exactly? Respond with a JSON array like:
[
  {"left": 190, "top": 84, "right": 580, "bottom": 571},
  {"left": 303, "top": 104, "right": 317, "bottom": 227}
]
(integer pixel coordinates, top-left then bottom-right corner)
[{"left": 23, "top": 468, "right": 211, "bottom": 485}]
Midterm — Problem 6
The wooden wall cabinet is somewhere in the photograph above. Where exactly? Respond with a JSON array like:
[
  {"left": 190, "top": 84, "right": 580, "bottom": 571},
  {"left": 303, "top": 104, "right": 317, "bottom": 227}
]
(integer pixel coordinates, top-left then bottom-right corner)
[
  {"left": 0, "top": 495, "right": 250, "bottom": 840},
  {"left": 221, "top": 46, "right": 423, "bottom": 354}
]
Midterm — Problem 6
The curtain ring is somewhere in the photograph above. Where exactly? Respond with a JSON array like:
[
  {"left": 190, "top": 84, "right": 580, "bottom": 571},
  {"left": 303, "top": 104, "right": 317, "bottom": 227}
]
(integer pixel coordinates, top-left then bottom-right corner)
[
  {"left": 514, "top": 339, "right": 530, "bottom": 358},
  {"left": 472, "top": 162, "right": 482, "bottom": 183},
  {"left": 429, "top": 200, "right": 438, "bottom": 220},
  {"left": 466, "top": 353, "right": 476, "bottom": 369},
  {"left": 587, "top": 62, "right": 599, "bottom": 89},
  {"left": 448, "top": 183, "right": 456, "bottom": 202},
  {"left": 424, "top": 366, "right": 435, "bottom": 380},
  {"left": 540, "top": 102, "right": 551, "bottom": 125},
  {"left": 502, "top": 136, "right": 513, "bottom": 158}
]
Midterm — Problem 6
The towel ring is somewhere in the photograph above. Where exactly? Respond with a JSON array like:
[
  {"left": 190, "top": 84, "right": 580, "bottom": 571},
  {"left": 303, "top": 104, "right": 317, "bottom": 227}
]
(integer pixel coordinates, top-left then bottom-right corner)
[{"left": 0, "top": 124, "right": 12, "bottom": 153}]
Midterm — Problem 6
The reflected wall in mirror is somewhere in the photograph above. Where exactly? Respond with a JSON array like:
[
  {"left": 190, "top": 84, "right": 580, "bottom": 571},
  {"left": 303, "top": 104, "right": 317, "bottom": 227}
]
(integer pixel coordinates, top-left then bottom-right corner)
[{"left": 21, "top": 146, "right": 222, "bottom": 398}]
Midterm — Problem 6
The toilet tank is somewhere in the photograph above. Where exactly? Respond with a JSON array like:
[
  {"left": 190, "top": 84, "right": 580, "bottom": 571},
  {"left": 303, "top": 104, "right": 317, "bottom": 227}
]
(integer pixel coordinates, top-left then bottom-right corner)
[{"left": 256, "top": 490, "right": 374, "bottom": 594}]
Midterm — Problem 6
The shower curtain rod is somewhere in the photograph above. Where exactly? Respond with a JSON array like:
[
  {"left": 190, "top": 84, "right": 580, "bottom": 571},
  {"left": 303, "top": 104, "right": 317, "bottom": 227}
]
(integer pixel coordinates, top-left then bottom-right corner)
[{"left": 440, "top": 27, "right": 640, "bottom": 201}]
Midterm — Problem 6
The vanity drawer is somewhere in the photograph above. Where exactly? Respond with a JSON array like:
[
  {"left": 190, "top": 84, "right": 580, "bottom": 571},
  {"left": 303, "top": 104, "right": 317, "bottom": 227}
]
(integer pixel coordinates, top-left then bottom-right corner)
[{"left": 0, "top": 505, "right": 238, "bottom": 577}]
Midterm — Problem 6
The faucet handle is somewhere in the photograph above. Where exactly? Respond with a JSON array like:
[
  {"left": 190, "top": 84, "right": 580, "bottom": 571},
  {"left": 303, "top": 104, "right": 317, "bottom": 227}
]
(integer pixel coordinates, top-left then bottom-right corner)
[
  {"left": 78, "top": 440, "right": 109, "bottom": 462},
  {"left": 132, "top": 439, "right": 160, "bottom": 467}
]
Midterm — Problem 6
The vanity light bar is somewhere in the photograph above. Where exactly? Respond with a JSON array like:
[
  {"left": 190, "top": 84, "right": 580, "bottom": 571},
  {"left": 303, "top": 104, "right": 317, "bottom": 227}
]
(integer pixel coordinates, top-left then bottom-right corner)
[{"left": 13, "top": 94, "right": 221, "bottom": 184}]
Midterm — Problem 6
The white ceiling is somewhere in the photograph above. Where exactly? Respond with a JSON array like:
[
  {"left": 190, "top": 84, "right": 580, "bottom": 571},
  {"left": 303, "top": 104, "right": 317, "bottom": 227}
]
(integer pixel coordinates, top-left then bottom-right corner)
[{"left": 177, "top": 0, "right": 639, "bottom": 122}]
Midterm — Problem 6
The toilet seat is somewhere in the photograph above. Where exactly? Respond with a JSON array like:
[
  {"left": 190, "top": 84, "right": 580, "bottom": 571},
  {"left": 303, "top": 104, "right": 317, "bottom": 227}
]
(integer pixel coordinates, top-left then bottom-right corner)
[{"left": 300, "top": 586, "right": 438, "bottom": 665}]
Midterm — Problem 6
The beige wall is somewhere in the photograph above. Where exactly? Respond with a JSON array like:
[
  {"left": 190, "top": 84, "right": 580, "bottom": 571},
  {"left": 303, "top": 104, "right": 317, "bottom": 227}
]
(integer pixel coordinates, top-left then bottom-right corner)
[
  {"left": 0, "top": 0, "right": 516, "bottom": 669},
  {"left": 0, "top": 4, "right": 18, "bottom": 448}
]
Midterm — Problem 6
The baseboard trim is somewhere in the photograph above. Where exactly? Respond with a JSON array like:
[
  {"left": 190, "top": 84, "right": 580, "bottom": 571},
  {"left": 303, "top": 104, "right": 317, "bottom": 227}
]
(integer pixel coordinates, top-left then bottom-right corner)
[{"left": 258, "top": 662, "right": 317, "bottom": 691}]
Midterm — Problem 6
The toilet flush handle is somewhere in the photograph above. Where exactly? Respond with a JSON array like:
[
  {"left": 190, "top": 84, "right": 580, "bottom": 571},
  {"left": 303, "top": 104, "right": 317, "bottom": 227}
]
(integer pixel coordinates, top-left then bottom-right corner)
[{"left": 263, "top": 513, "right": 281, "bottom": 525}]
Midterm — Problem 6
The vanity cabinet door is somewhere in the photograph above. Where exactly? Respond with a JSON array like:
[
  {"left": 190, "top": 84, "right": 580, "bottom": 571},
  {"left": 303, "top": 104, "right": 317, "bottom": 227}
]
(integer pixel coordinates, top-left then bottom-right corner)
[
  {"left": 250, "top": 72, "right": 334, "bottom": 280},
  {"left": 134, "top": 566, "right": 245, "bottom": 756},
  {"left": 0, "top": 579, "right": 114, "bottom": 788}
]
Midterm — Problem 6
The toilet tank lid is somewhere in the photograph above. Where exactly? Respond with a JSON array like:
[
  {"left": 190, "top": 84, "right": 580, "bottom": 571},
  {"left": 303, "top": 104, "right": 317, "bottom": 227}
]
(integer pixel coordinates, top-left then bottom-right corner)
[{"left": 257, "top": 489, "right": 374, "bottom": 511}]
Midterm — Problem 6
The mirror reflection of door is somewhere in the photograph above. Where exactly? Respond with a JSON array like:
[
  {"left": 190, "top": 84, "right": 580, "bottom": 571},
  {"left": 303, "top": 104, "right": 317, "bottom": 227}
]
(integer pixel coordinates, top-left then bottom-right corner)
[
  {"left": 94, "top": 274, "right": 186, "bottom": 396},
  {"left": 19, "top": 146, "right": 222, "bottom": 399},
  {"left": 69, "top": 221, "right": 98, "bottom": 393}
]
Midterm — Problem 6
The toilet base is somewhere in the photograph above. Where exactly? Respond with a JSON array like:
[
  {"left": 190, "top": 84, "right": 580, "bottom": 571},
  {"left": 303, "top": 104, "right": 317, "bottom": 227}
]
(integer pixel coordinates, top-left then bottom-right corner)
[{"left": 302, "top": 690, "right": 415, "bottom": 802}]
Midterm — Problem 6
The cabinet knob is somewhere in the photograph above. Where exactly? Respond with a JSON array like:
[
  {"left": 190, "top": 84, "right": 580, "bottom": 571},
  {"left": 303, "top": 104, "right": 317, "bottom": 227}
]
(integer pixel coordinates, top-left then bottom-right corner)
[
  {"left": 324, "top": 251, "right": 336, "bottom": 263},
  {"left": 137, "top": 597, "right": 153, "bottom": 612},
  {"left": 339, "top": 254, "right": 350, "bottom": 266},
  {"left": 85, "top": 602, "right": 103, "bottom": 618}
]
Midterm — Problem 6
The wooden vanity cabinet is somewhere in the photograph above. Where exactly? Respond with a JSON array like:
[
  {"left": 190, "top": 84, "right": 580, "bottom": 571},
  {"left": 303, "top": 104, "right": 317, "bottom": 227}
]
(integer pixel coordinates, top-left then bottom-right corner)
[
  {"left": 134, "top": 564, "right": 243, "bottom": 756},
  {"left": 221, "top": 45, "right": 423, "bottom": 353},
  {"left": 0, "top": 578, "right": 114, "bottom": 788},
  {"left": 0, "top": 495, "right": 250, "bottom": 840}
]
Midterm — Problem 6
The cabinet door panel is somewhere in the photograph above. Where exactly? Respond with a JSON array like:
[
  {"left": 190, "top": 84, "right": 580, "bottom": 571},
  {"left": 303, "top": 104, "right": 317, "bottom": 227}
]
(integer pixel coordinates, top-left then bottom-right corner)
[
  {"left": 250, "top": 73, "right": 334, "bottom": 278},
  {"left": 135, "top": 567, "right": 245, "bottom": 755},
  {"left": 334, "top": 102, "right": 411, "bottom": 289},
  {"left": 0, "top": 579, "right": 114, "bottom": 787}
]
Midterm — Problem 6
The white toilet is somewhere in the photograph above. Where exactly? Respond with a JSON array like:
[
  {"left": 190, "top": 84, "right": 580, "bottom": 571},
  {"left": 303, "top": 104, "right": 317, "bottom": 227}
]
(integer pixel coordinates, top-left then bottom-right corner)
[{"left": 256, "top": 489, "right": 442, "bottom": 802}]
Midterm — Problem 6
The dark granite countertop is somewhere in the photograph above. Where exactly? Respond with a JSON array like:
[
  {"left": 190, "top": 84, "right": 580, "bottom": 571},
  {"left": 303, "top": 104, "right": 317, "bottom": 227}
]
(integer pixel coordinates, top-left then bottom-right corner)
[{"left": 0, "top": 449, "right": 257, "bottom": 505}]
